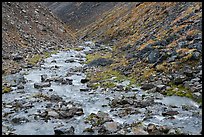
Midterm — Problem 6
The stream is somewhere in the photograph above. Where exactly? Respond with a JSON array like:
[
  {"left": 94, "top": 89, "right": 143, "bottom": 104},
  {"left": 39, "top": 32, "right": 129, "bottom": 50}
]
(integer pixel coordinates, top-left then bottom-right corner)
[{"left": 2, "top": 42, "right": 202, "bottom": 135}]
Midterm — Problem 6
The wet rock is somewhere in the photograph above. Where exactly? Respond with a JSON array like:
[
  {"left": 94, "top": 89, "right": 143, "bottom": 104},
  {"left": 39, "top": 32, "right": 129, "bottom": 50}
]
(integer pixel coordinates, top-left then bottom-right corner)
[
  {"left": 81, "top": 78, "right": 89, "bottom": 83},
  {"left": 48, "top": 110, "right": 59, "bottom": 118},
  {"left": 80, "top": 88, "right": 90, "bottom": 92},
  {"left": 104, "top": 122, "right": 118, "bottom": 132},
  {"left": 167, "top": 129, "right": 176, "bottom": 135},
  {"left": 69, "top": 107, "right": 84, "bottom": 116},
  {"left": 85, "top": 111, "right": 112, "bottom": 127},
  {"left": 162, "top": 111, "right": 179, "bottom": 116},
  {"left": 156, "top": 84, "right": 166, "bottom": 92},
  {"left": 141, "top": 83, "right": 156, "bottom": 90},
  {"left": 88, "top": 58, "right": 113, "bottom": 67},
  {"left": 41, "top": 74, "right": 48, "bottom": 82},
  {"left": 54, "top": 126, "right": 75, "bottom": 135},
  {"left": 147, "top": 123, "right": 157, "bottom": 133},
  {"left": 65, "top": 58, "right": 75, "bottom": 63},
  {"left": 34, "top": 82, "right": 51, "bottom": 88},
  {"left": 59, "top": 107, "right": 83, "bottom": 118},
  {"left": 159, "top": 125, "right": 170, "bottom": 134},
  {"left": 131, "top": 127, "right": 148, "bottom": 135},
  {"left": 50, "top": 94, "right": 63, "bottom": 102},
  {"left": 11, "top": 117, "right": 29, "bottom": 124},
  {"left": 61, "top": 78, "right": 73, "bottom": 85},
  {"left": 51, "top": 60, "right": 57, "bottom": 63},
  {"left": 17, "top": 84, "right": 24, "bottom": 89}
]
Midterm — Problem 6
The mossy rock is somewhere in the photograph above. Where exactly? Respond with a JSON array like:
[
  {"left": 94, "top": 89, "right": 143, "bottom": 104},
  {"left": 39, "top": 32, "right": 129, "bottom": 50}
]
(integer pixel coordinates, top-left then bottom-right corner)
[{"left": 2, "top": 86, "right": 12, "bottom": 94}]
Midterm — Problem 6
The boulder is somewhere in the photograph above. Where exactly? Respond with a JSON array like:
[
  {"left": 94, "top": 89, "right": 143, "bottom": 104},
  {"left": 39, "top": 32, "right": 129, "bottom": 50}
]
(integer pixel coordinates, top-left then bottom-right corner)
[
  {"left": 148, "top": 49, "right": 160, "bottom": 63},
  {"left": 54, "top": 126, "right": 75, "bottom": 135},
  {"left": 141, "top": 83, "right": 156, "bottom": 90},
  {"left": 41, "top": 74, "right": 48, "bottom": 82},
  {"left": 162, "top": 111, "right": 179, "bottom": 116},
  {"left": 81, "top": 78, "right": 89, "bottom": 83}
]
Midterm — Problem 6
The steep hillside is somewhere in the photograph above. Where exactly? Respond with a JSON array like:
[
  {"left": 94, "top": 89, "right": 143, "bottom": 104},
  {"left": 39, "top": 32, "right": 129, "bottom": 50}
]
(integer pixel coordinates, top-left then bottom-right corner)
[
  {"left": 80, "top": 2, "right": 202, "bottom": 102},
  {"left": 46, "top": 2, "right": 202, "bottom": 102},
  {"left": 42, "top": 2, "right": 119, "bottom": 32},
  {"left": 2, "top": 2, "right": 76, "bottom": 75}
]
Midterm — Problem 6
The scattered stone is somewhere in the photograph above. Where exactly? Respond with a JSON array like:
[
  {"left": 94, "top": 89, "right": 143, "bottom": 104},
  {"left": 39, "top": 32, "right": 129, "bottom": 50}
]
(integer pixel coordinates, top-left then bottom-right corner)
[
  {"left": 131, "top": 127, "right": 148, "bottom": 135},
  {"left": 147, "top": 123, "right": 157, "bottom": 133},
  {"left": 11, "top": 117, "right": 29, "bottom": 124},
  {"left": 17, "top": 84, "right": 24, "bottom": 89},
  {"left": 48, "top": 110, "right": 59, "bottom": 118},
  {"left": 162, "top": 111, "right": 179, "bottom": 116},
  {"left": 141, "top": 83, "right": 155, "bottom": 90},
  {"left": 65, "top": 59, "right": 75, "bottom": 63},
  {"left": 34, "top": 82, "right": 51, "bottom": 88},
  {"left": 156, "top": 84, "right": 166, "bottom": 92},
  {"left": 167, "top": 129, "right": 176, "bottom": 135},
  {"left": 159, "top": 125, "right": 170, "bottom": 134},
  {"left": 81, "top": 78, "right": 89, "bottom": 83},
  {"left": 51, "top": 60, "right": 57, "bottom": 63},
  {"left": 50, "top": 94, "right": 63, "bottom": 102},
  {"left": 104, "top": 122, "right": 118, "bottom": 132},
  {"left": 41, "top": 74, "right": 48, "bottom": 82},
  {"left": 54, "top": 126, "right": 75, "bottom": 135},
  {"left": 80, "top": 88, "right": 90, "bottom": 92}
]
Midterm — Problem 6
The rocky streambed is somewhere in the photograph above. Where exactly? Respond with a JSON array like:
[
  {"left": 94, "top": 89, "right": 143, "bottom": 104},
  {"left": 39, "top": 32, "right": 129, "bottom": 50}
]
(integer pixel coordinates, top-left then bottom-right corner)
[{"left": 2, "top": 42, "right": 202, "bottom": 135}]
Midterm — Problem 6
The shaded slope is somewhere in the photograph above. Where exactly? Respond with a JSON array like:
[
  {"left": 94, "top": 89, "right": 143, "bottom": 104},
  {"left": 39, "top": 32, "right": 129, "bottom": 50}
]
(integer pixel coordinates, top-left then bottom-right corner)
[
  {"left": 42, "top": 2, "right": 119, "bottom": 31},
  {"left": 2, "top": 2, "right": 76, "bottom": 75}
]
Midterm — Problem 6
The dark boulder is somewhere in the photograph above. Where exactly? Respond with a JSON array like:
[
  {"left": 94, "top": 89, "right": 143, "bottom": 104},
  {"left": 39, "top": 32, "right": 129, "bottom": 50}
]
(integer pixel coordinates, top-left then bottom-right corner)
[
  {"left": 162, "top": 111, "right": 179, "bottom": 116},
  {"left": 81, "top": 78, "right": 89, "bottom": 83},
  {"left": 141, "top": 83, "right": 156, "bottom": 90},
  {"left": 54, "top": 126, "right": 75, "bottom": 135},
  {"left": 148, "top": 49, "right": 160, "bottom": 63},
  {"left": 34, "top": 82, "right": 51, "bottom": 88}
]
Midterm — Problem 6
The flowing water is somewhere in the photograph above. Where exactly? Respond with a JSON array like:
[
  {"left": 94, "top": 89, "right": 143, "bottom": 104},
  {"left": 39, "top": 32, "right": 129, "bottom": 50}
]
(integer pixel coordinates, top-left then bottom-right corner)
[{"left": 2, "top": 42, "right": 202, "bottom": 135}]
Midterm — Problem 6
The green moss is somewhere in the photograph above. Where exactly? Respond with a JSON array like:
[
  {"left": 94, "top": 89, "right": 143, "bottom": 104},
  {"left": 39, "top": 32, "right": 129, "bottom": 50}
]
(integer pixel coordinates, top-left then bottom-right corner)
[
  {"left": 28, "top": 54, "right": 42, "bottom": 65},
  {"left": 28, "top": 50, "right": 58, "bottom": 65},
  {"left": 164, "top": 84, "right": 197, "bottom": 102},
  {"left": 44, "top": 50, "right": 58, "bottom": 58},
  {"left": 2, "top": 86, "right": 12, "bottom": 94},
  {"left": 72, "top": 47, "right": 84, "bottom": 51},
  {"left": 85, "top": 52, "right": 112, "bottom": 64},
  {"left": 102, "top": 81, "right": 116, "bottom": 88}
]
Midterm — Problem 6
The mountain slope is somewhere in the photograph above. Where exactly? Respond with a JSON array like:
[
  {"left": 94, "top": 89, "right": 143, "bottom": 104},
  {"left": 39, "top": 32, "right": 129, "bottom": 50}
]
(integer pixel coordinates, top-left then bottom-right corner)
[
  {"left": 2, "top": 2, "right": 76, "bottom": 74},
  {"left": 46, "top": 2, "right": 202, "bottom": 102},
  {"left": 85, "top": 2, "right": 202, "bottom": 101},
  {"left": 42, "top": 2, "right": 119, "bottom": 32}
]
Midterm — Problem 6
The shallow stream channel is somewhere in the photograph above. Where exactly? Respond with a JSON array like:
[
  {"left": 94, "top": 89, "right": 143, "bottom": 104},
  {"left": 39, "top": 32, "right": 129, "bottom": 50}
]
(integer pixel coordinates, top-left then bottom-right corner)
[{"left": 2, "top": 42, "right": 202, "bottom": 135}]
